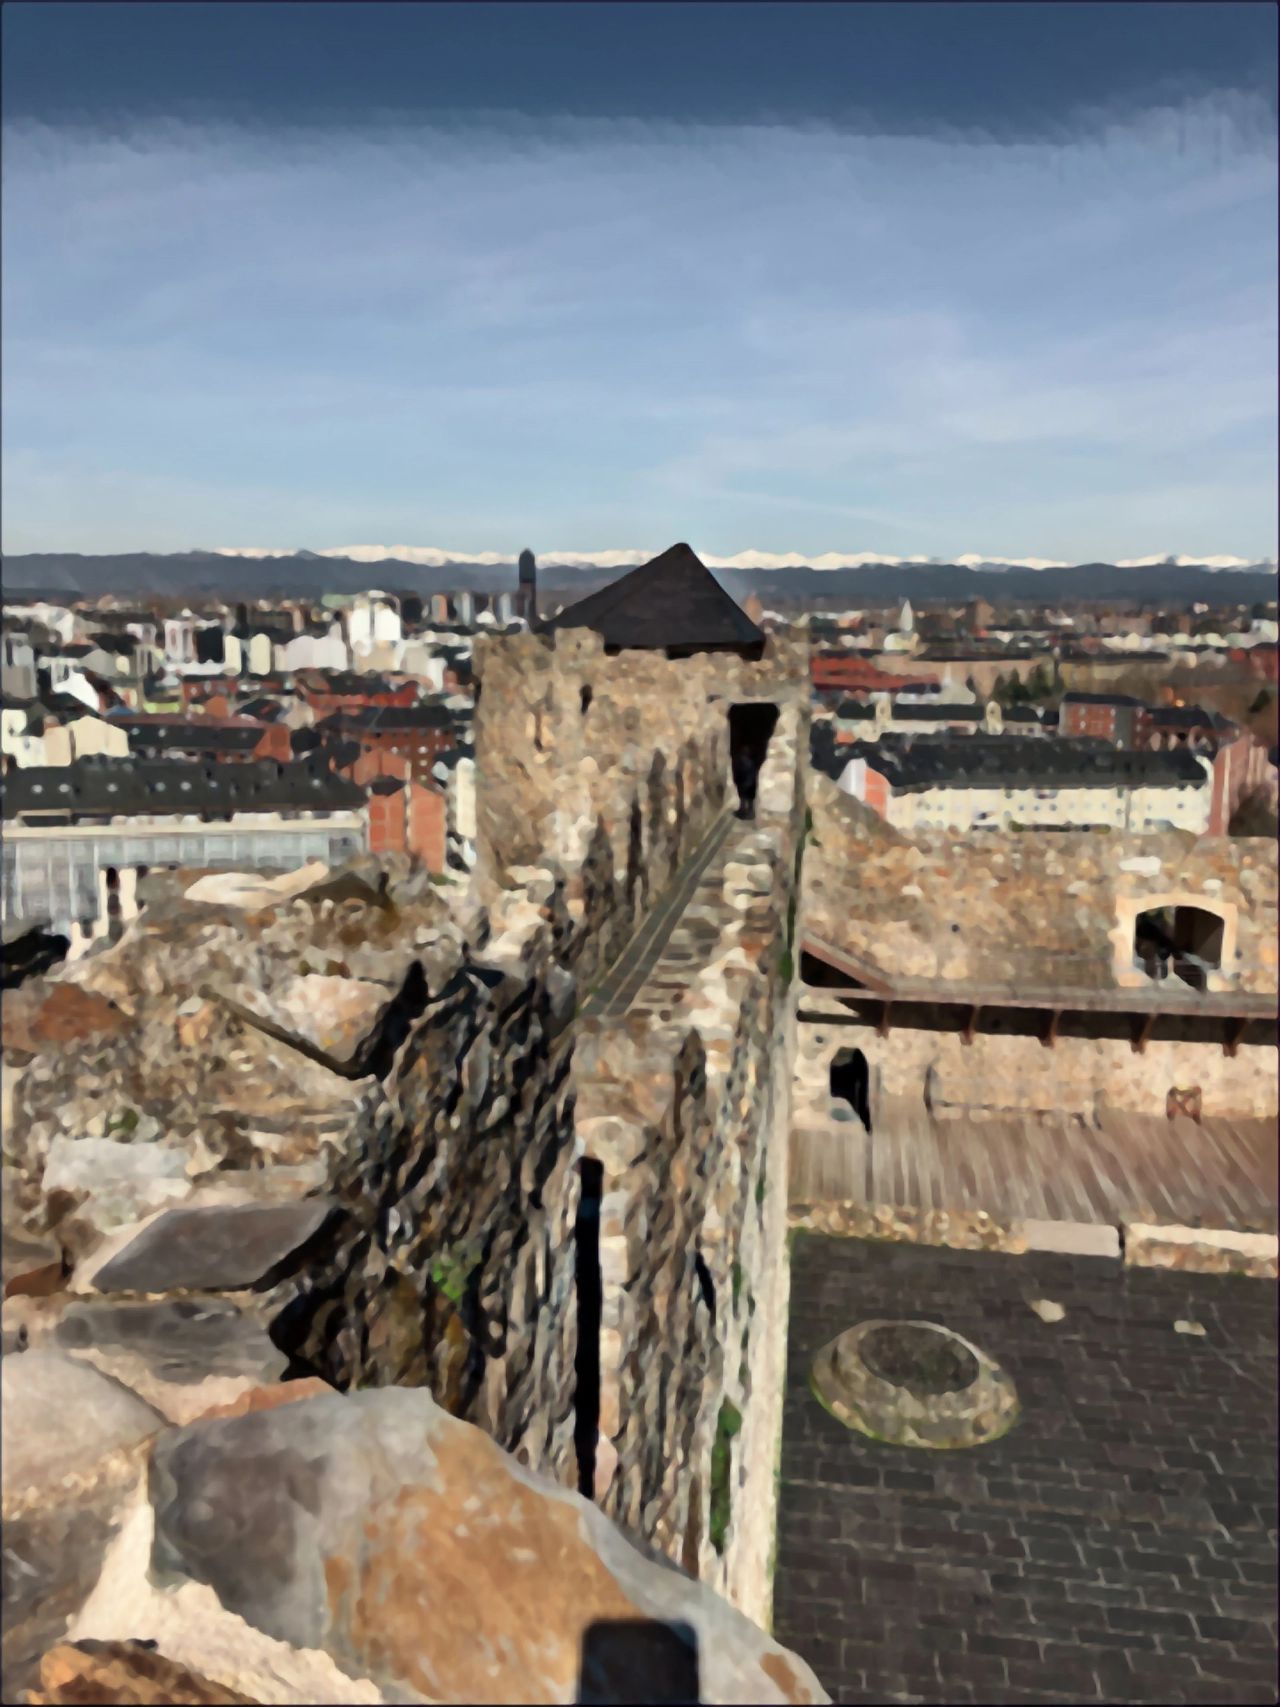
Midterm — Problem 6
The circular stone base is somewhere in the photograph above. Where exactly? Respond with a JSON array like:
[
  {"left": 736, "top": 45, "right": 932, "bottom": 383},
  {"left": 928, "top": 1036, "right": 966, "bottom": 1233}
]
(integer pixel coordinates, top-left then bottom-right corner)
[{"left": 810, "top": 1318, "right": 1019, "bottom": 1450}]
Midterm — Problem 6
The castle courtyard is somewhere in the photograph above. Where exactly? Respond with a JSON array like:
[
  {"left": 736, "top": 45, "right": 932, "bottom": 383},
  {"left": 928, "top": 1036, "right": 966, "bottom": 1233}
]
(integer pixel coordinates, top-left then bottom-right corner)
[{"left": 773, "top": 1234, "right": 1279, "bottom": 1706}]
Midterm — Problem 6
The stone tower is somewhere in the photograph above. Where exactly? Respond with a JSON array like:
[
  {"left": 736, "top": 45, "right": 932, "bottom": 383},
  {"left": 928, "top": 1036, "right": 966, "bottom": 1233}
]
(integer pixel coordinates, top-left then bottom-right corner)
[{"left": 518, "top": 549, "right": 538, "bottom": 625}]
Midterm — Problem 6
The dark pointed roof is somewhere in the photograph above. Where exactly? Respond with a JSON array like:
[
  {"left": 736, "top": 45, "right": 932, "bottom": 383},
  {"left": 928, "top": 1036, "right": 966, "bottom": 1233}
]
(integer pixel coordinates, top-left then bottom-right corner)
[{"left": 544, "top": 543, "right": 765, "bottom": 652}]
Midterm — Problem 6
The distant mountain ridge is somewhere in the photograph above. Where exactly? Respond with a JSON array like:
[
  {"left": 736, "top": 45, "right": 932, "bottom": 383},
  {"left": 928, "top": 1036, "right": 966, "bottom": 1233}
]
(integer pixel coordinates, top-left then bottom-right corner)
[{"left": 3, "top": 549, "right": 1276, "bottom": 610}]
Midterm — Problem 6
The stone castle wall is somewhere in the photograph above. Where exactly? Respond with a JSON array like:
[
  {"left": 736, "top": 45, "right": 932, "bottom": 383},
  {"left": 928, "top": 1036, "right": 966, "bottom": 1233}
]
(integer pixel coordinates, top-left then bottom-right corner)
[
  {"left": 472, "top": 627, "right": 808, "bottom": 985},
  {"left": 795, "top": 1016, "right": 1278, "bottom": 1124},
  {"left": 277, "top": 907, "right": 583, "bottom": 1484},
  {"left": 571, "top": 698, "right": 807, "bottom": 1625}
]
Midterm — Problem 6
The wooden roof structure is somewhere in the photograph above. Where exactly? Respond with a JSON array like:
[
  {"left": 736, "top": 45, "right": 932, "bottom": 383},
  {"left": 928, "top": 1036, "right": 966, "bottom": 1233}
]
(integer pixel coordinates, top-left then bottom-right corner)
[{"left": 544, "top": 543, "right": 765, "bottom": 655}]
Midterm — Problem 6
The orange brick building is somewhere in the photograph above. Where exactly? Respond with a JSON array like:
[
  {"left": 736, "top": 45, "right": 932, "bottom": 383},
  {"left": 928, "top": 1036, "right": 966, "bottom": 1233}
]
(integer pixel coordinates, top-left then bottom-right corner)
[{"left": 365, "top": 775, "right": 447, "bottom": 870}]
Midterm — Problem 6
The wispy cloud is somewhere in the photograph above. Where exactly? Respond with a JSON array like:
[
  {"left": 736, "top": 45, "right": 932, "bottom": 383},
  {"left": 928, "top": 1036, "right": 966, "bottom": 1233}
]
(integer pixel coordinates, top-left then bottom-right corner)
[{"left": 2, "top": 99, "right": 1275, "bottom": 559}]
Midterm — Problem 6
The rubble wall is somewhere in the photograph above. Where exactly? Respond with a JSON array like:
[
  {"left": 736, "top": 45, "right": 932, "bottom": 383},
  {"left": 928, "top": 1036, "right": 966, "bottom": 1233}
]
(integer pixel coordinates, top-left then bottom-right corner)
[
  {"left": 3, "top": 863, "right": 585, "bottom": 1489},
  {"left": 572, "top": 699, "right": 807, "bottom": 1626},
  {"left": 795, "top": 1015, "right": 1278, "bottom": 1122},
  {"left": 277, "top": 917, "right": 582, "bottom": 1484},
  {"left": 471, "top": 627, "right": 808, "bottom": 984}
]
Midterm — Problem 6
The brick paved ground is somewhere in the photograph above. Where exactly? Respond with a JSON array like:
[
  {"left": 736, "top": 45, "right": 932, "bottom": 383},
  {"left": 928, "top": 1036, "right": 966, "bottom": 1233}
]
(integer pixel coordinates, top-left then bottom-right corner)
[{"left": 773, "top": 1236, "right": 1279, "bottom": 1705}]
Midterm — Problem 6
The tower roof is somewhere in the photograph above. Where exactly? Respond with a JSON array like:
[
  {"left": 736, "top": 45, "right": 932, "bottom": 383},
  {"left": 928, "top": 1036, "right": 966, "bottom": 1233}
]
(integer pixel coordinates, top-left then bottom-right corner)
[{"left": 544, "top": 543, "right": 765, "bottom": 652}]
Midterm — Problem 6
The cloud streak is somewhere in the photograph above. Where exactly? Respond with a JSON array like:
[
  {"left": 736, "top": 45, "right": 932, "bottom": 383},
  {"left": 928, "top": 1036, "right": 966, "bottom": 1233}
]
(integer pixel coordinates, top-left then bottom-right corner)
[{"left": 2, "top": 99, "right": 1276, "bottom": 559}]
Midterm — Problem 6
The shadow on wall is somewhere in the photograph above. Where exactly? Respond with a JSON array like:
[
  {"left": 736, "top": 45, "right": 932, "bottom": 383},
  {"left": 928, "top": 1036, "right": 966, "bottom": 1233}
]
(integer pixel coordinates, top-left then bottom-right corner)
[{"left": 577, "top": 1619, "right": 700, "bottom": 1705}]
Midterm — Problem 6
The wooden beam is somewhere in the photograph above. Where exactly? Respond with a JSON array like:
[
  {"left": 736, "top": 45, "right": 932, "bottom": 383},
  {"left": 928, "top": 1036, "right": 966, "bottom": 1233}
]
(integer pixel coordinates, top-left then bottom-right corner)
[
  {"left": 801, "top": 936, "right": 895, "bottom": 997},
  {"left": 1040, "top": 1007, "right": 1062, "bottom": 1049},
  {"left": 876, "top": 1000, "right": 894, "bottom": 1038},
  {"left": 962, "top": 1004, "right": 982, "bottom": 1046},
  {"left": 1223, "top": 1016, "right": 1248, "bottom": 1058},
  {"left": 1131, "top": 1011, "right": 1156, "bottom": 1055}
]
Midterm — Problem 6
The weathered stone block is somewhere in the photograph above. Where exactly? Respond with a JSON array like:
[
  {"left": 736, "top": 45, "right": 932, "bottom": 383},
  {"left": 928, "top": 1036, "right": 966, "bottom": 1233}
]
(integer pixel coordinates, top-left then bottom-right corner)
[
  {"left": 90, "top": 1201, "right": 336, "bottom": 1295},
  {"left": 147, "top": 1387, "right": 826, "bottom": 1704}
]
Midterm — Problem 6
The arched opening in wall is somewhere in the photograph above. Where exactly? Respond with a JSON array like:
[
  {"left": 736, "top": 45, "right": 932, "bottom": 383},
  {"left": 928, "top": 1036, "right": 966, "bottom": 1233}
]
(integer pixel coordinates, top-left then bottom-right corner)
[
  {"left": 580, "top": 684, "right": 593, "bottom": 716},
  {"left": 104, "top": 865, "right": 123, "bottom": 942},
  {"left": 694, "top": 1250, "right": 717, "bottom": 1326},
  {"left": 1133, "top": 905, "right": 1224, "bottom": 992},
  {"left": 573, "top": 1158, "right": 604, "bottom": 1501},
  {"left": 625, "top": 797, "right": 644, "bottom": 909},
  {"left": 728, "top": 703, "right": 779, "bottom": 820},
  {"left": 830, "top": 1047, "right": 872, "bottom": 1133}
]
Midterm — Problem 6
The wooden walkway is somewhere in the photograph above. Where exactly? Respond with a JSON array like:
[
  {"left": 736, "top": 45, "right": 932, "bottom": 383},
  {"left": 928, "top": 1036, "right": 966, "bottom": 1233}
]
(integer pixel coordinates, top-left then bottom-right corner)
[
  {"left": 789, "top": 1097, "right": 1278, "bottom": 1234},
  {"left": 579, "top": 810, "right": 735, "bottom": 1022}
]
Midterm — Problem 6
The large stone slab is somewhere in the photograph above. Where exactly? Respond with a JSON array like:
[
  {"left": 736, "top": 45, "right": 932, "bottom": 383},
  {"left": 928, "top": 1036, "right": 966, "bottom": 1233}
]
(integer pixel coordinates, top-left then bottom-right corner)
[
  {"left": 64, "top": 1480, "right": 385, "bottom": 1705},
  {"left": 4, "top": 1491, "right": 144, "bottom": 1704},
  {"left": 2, "top": 1354, "right": 170, "bottom": 1701},
  {"left": 2, "top": 1350, "right": 166, "bottom": 1513},
  {"left": 90, "top": 1200, "right": 336, "bottom": 1295},
  {"left": 147, "top": 1387, "right": 826, "bottom": 1705},
  {"left": 54, "top": 1298, "right": 290, "bottom": 1424}
]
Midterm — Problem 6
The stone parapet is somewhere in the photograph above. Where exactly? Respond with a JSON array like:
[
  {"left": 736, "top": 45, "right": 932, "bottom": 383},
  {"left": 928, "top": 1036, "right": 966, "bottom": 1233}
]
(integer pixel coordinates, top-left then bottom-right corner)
[{"left": 571, "top": 696, "right": 808, "bottom": 1624}]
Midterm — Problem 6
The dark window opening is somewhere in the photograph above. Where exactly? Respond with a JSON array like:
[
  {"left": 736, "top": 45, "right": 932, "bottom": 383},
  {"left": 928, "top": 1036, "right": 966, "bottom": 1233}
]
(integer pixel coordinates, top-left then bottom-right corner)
[
  {"left": 625, "top": 797, "right": 644, "bottom": 909},
  {"left": 1134, "top": 905, "right": 1223, "bottom": 992},
  {"left": 580, "top": 684, "right": 593, "bottom": 716},
  {"left": 800, "top": 950, "right": 863, "bottom": 989},
  {"left": 694, "top": 1251, "right": 716, "bottom": 1325},
  {"left": 728, "top": 702, "right": 779, "bottom": 820},
  {"left": 574, "top": 1158, "right": 604, "bottom": 1500},
  {"left": 830, "top": 1047, "right": 872, "bottom": 1133},
  {"left": 104, "top": 865, "right": 123, "bottom": 941}
]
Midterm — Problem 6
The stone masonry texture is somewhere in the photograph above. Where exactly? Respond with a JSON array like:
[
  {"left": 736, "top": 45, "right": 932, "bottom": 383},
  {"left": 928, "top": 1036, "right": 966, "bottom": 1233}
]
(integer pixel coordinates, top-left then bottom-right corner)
[{"left": 773, "top": 1234, "right": 1279, "bottom": 1706}]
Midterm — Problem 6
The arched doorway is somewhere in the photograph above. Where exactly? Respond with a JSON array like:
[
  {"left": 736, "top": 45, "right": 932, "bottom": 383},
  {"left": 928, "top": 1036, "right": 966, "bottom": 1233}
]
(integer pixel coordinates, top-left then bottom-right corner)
[
  {"left": 728, "top": 703, "right": 779, "bottom": 820},
  {"left": 830, "top": 1047, "right": 872, "bottom": 1133}
]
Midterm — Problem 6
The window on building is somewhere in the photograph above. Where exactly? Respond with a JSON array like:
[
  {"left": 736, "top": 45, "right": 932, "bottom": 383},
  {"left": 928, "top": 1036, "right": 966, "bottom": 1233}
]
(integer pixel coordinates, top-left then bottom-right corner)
[{"left": 1133, "top": 905, "right": 1224, "bottom": 992}]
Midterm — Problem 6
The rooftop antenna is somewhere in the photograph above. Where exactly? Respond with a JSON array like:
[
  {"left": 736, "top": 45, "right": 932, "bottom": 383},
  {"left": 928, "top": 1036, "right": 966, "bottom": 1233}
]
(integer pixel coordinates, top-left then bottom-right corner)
[{"left": 518, "top": 548, "right": 538, "bottom": 625}]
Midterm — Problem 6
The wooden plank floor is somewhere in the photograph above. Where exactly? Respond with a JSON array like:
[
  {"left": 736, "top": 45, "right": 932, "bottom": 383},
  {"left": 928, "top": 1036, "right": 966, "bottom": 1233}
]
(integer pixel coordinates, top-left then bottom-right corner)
[{"left": 789, "top": 1096, "right": 1278, "bottom": 1233}]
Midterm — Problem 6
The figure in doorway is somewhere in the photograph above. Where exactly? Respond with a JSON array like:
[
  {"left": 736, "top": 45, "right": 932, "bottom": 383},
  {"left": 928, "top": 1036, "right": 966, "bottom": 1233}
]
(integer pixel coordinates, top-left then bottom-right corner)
[{"left": 732, "top": 746, "right": 758, "bottom": 820}]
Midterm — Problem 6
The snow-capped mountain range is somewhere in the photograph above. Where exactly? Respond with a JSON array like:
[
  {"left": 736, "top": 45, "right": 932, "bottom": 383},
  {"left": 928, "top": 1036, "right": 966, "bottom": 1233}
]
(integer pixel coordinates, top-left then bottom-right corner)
[
  {"left": 215, "top": 545, "right": 1270, "bottom": 573},
  {"left": 4, "top": 546, "right": 1274, "bottom": 606}
]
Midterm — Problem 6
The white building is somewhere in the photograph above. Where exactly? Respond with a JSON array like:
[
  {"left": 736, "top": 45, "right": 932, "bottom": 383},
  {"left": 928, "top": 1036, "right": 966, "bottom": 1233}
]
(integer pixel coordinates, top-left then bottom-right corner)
[
  {"left": 831, "top": 739, "right": 1212, "bottom": 837},
  {"left": 164, "top": 616, "right": 198, "bottom": 665},
  {"left": 276, "top": 622, "right": 350, "bottom": 674}
]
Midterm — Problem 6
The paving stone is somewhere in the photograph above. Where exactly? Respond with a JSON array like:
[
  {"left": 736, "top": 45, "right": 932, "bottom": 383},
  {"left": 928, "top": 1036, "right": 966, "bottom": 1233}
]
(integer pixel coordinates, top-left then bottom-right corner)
[{"left": 773, "top": 1236, "right": 1278, "bottom": 1705}]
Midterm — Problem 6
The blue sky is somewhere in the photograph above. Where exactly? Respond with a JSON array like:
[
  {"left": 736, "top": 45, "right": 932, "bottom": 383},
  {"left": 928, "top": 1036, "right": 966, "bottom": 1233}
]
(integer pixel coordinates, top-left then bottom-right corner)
[{"left": 3, "top": 2, "right": 1276, "bottom": 563}]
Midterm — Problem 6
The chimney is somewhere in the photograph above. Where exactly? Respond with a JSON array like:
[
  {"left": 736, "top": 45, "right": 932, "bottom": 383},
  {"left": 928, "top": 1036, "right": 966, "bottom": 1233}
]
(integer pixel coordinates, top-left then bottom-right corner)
[{"left": 518, "top": 549, "right": 538, "bottom": 624}]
